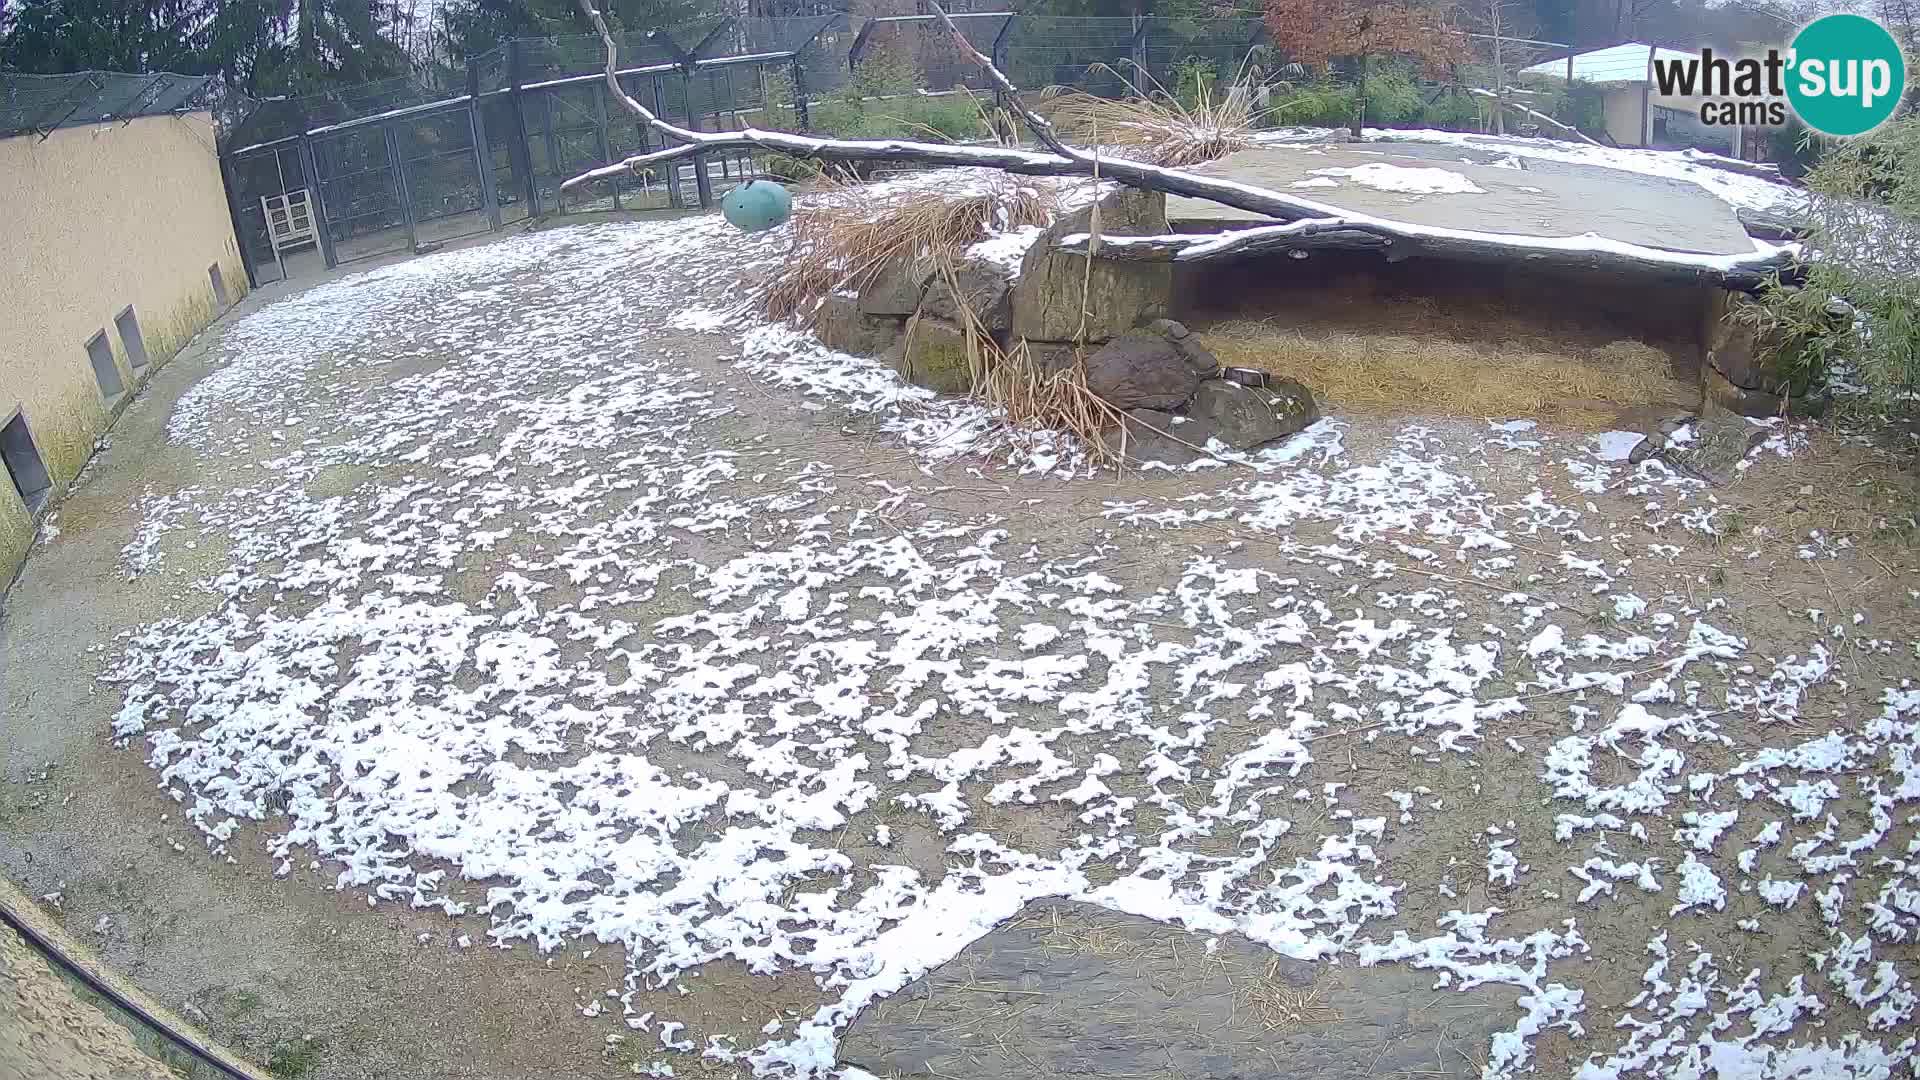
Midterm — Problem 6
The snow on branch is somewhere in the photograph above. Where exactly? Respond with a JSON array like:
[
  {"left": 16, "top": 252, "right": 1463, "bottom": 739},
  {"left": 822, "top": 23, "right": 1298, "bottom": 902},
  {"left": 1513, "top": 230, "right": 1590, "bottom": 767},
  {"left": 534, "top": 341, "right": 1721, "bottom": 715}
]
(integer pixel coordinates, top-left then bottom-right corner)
[
  {"left": 563, "top": 0, "right": 1797, "bottom": 288},
  {"left": 1056, "top": 219, "right": 1797, "bottom": 289}
]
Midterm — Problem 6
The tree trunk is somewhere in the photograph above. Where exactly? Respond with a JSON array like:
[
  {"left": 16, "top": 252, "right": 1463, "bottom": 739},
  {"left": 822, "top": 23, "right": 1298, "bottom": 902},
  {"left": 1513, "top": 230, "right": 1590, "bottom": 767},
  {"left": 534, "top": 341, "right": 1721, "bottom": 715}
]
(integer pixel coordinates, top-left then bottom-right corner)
[{"left": 1350, "top": 53, "right": 1366, "bottom": 138}]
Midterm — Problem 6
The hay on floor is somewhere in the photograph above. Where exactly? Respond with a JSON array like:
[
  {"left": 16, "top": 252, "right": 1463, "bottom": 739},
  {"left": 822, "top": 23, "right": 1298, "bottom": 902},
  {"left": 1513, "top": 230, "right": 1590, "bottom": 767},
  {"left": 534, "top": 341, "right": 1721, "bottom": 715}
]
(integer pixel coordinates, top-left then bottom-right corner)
[{"left": 1199, "top": 319, "right": 1695, "bottom": 426}]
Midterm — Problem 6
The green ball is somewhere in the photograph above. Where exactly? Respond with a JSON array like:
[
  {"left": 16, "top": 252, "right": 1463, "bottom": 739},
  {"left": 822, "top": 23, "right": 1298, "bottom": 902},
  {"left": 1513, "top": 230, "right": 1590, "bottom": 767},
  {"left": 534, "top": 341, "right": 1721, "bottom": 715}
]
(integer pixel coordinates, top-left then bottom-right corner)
[{"left": 720, "top": 179, "right": 793, "bottom": 233}]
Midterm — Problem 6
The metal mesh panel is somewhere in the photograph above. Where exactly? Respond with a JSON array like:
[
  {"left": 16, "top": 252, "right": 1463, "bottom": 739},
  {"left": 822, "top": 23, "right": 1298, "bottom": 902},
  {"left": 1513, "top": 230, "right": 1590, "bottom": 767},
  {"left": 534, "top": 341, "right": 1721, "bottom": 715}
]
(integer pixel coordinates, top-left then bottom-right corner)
[
  {"left": 724, "top": 14, "right": 846, "bottom": 58},
  {"left": 225, "top": 143, "right": 312, "bottom": 282},
  {"left": 311, "top": 124, "right": 410, "bottom": 260},
  {"left": 1001, "top": 16, "right": 1136, "bottom": 96},
  {"left": 852, "top": 14, "right": 1010, "bottom": 93},
  {"left": 1140, "top": 18, "right": 1267, "bottom": 88},
  {"left": 518, "top": 30, "right": 681, "bottom": 85},
  {"left": 1, "top": 70, "right": 213, "bottom": 138}
]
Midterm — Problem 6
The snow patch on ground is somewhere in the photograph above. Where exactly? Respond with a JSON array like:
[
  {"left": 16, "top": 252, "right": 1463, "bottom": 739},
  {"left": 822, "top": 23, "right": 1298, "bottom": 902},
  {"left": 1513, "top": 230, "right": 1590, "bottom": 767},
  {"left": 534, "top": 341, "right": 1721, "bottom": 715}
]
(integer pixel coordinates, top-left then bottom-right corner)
[
  {"left": 99, "top": 210, "right": 1920, "bottom": 1080},
  {"left": 1308, "top": 162, "right": 1488, "bottom": 195}
]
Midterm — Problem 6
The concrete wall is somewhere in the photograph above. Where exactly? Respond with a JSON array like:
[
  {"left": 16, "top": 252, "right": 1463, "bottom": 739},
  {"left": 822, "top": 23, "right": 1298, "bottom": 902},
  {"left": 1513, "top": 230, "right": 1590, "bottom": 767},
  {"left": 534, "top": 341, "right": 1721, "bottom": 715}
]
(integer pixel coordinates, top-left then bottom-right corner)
[
  {"left": 1602, "top": 86, "right": 1648, "bottom": 146},
  {"left": 0, "top": 111, "right": 245, "bottom": 582}
]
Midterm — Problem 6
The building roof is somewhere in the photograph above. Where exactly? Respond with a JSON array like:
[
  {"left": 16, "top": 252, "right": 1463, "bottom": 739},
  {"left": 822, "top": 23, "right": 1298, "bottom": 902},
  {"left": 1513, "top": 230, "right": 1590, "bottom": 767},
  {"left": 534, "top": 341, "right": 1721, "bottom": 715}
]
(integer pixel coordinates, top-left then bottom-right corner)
[
  {"left": 1521, "top": 43, "right": 1696, "bottom": 85},
  {"left": 2, "top": 70, "right": 213, "bottom": 139}
]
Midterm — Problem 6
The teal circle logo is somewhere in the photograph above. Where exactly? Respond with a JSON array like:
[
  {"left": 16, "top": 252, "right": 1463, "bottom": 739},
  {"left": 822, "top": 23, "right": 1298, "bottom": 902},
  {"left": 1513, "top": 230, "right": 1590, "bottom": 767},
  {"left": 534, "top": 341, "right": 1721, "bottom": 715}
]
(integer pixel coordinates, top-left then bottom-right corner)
[{"left": 1787, "top": 14, "right": 1906, "bottom": 137}]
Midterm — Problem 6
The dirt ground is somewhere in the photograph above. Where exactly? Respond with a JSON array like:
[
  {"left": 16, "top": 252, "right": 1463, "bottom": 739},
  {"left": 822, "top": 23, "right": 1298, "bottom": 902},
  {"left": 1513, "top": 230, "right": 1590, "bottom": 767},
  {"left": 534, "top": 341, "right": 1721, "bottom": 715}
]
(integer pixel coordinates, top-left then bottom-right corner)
[{"left": 2, "top": 213, "right": 1917, "bottom": 1080}]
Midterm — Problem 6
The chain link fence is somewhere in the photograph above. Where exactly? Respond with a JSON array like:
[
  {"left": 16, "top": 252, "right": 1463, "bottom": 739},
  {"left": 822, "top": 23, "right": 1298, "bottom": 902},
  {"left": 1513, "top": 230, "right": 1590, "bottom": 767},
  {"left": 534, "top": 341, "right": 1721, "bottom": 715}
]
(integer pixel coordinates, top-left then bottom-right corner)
[{"left": 216, "top": 12, "right": 1593, "bottom": 286}]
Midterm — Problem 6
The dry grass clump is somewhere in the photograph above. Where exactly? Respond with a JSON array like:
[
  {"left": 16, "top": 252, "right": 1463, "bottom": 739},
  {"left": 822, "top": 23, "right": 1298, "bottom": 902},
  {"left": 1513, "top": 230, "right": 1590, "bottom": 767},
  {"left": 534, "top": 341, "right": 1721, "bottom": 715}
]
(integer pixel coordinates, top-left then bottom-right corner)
[
  {"left": 761, "top": 175, "right": 1060, "bottom": 322},
  {"left": 1201, "top": 319, "right": 1694, "bottom": 425},
  {"left": 1039, "top": 64, "right": 1264, "bottom": 167},
  {"left": 1236, "top": 963, "right": 1340, "bottom": 1033},
  {"left": 936, "top": 263, "right": 1133, "bottom": 465}
]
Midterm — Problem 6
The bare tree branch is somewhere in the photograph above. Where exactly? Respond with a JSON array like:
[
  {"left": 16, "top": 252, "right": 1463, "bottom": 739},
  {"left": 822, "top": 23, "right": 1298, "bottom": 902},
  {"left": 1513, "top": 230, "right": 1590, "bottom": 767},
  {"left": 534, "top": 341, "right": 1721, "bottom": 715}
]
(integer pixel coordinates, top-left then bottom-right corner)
[
  {"left": 1054, "top": 219, "right": 1797, "bottom": 289},
  {"left": 563, "top": 0, "right": 1796, "bottom": 289}
]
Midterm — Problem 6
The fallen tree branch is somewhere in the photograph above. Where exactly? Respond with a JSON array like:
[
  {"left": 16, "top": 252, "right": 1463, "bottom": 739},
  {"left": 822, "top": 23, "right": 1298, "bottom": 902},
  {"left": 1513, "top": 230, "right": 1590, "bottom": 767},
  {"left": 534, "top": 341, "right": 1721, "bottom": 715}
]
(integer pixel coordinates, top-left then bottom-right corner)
[
  {"left": 1055, "top": 219, "right": 1797, "bottom": 288},
  {"left": 565, "top": 0, "right": 1800, "bottom": 290}
]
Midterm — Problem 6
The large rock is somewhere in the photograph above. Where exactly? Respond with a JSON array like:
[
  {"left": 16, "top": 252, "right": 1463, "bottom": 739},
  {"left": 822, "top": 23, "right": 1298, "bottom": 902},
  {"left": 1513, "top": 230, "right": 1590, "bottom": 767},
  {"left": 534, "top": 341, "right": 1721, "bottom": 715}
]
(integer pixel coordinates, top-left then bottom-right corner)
[
  {"left": 919, "top": 256, "right": 1013, "bottom": 333},
  {"left": 1185, "top": 375, "right": 1318, "bottom": 450},
  {"left": 1021, "top": 340, "right": 1086, "bottom": 378},
  {"left": 896, "top": 314, "right": 978, "bottom": 395},
  {"left": 1118, "top": 407, "right": 1205, "bottom": 466},
  {"left": 1012, "top": 190, "right": 1172, "bottom": 342},
  {"left": 1083, "top": 321, "right": 1219, "bottom": 411},
  {"left": 859, "top": 256, "right": 934, "bottom": 317},
  {"left": 1701, "top": 289, "right": 1845, "bottom": 416},
  {"left": 1659, "top": 409, "right": 1771, "bottom": 485},
  {"left": 815, "top": 293, "right": 904, "bottom": 357},
  {"left": 837, "top": 899, "right": 1521, "bottom": 1080}
]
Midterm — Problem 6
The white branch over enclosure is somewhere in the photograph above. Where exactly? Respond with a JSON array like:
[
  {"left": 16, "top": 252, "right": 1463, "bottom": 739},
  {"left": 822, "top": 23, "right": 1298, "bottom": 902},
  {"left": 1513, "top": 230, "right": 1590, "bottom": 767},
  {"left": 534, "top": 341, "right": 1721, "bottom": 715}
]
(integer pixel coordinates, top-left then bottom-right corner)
[{"left": 565, "top": 0, "right": 1796, "bottom": 289}]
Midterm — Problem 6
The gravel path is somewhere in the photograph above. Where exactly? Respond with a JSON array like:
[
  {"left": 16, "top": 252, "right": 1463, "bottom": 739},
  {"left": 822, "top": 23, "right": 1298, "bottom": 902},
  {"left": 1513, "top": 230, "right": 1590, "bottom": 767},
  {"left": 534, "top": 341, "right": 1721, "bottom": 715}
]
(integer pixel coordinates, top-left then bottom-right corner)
[{"left": 2, "top": 201, "right": 1916, "bottom": 1080}]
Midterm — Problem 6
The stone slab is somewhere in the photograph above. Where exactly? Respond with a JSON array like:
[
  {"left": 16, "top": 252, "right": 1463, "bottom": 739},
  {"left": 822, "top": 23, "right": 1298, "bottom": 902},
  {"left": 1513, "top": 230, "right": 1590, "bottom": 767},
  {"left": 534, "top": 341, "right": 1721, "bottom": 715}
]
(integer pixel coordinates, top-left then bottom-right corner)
[
  {"left": 1168, "top": 142, "right": 1756, "bottom": 256},
  {"left": 837, "top": 900, "right": 1523, "bottom": 1080}
]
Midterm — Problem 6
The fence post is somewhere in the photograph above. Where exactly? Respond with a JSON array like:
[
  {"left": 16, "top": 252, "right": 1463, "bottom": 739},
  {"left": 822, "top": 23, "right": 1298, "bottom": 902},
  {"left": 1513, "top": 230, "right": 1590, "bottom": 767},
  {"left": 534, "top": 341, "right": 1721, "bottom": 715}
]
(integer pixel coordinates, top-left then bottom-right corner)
[
  {"left": 506, "top": 39, "right": 540, "bottom": 216},
  {"left": 217, "top": 153, "right": 262, "bottom": 288},
  {"left": 297, "top": 133, "right": 338, "bottom": 269},
  {"left": 790, "top": 54, "right": 810, "bottom": 131},
  {"left": 468, "top": 60, "right": 502, "bottom": 231},
  {"left": 384, "top": 122, "right": 420, "bottom": 251},
  {"left": 684, "top": 72, "right": 713, "bottom": 209},
  {"left": 1131, "top": 16, "right": 1150, "bottom": 83},
  {"left": 540, "top": 90, "right": 563, "bottom": 212},
  {"left": 990, "top": 14, "right": 1016, "bottom": 111},
  {"left": 658, "top": 74, "right": 684, "bottom": 210},
  {"left": 593, "top": 79, "right": 619, "bottom": 211}
]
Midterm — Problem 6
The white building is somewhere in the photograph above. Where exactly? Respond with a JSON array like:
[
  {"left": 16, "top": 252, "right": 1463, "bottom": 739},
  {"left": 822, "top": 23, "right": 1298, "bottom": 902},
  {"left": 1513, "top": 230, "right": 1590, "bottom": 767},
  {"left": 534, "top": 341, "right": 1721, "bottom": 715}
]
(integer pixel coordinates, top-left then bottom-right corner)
[{"left": 1521, "top": 43, "right": 1748, "bottom": 156}]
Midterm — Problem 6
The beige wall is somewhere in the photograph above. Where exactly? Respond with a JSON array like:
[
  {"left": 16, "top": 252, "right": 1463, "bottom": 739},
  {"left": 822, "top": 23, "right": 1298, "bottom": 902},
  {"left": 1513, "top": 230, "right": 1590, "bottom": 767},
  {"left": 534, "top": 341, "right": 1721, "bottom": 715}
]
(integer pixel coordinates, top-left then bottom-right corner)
[
  {"left": 0, "top": 110, "right": 245, "bottom": 580},
  {"left": 1602, "top": 86, "right": 1648, "bottom": 146}
]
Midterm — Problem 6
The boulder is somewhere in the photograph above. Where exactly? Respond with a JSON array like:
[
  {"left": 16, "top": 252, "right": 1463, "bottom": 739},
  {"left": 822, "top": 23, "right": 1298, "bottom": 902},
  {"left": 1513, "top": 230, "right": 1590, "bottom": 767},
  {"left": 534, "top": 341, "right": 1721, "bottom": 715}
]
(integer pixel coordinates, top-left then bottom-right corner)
[
  {"left": 919, "top": 257, "right": 1013, "bottom": 333},
  {"left": 896, "top": 314, "right": 978, "bottom": 395},
  {"left": 1659, "top": 410, "right": 1771, "bottom": 485},
  {"left": 1021, "top": 340, "right": 1086, "bottom": 378},
  {"left": 837, "top": 899, "right": 1521, "bottom": 1080},
  {"left": 815, "top": 293, "right": 904, "bottom": 357},
  {"left": 1143, "top": 319, "right": 1220, "bottom": 378},
  {"left": 859, "top": 256, "right": 934, "bottom": 317},
  {"left": 1012, "top": 190, "right": 1172, "bottom": 342},
  {"left": 1184, "top": 376, "right": 1318, "bottom": 450},
  {"left": 1083, "top": 323, "right": 1219, "bottom": 411},
  {"left": 1118, "top": 407, "right": 1204, "bottom": 466},
  {"left": 1701, "top": 289, "right": 1847, "bottom": 412}
]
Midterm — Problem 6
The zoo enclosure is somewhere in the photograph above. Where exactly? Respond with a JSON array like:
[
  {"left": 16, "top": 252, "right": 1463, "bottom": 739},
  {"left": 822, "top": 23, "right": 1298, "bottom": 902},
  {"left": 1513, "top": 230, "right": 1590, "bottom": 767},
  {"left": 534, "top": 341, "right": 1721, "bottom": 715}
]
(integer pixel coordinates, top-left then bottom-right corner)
[{"left": 217, "top": 11, "right": 1565, "bottom": 286}]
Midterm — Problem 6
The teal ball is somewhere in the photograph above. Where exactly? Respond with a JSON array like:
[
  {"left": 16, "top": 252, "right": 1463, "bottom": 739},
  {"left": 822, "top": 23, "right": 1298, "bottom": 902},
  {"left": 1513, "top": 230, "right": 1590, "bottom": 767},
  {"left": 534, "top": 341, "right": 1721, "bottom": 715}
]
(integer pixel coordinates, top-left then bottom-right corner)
[{"left": 720, "top": 179, "right": 793, "bottom": 233}]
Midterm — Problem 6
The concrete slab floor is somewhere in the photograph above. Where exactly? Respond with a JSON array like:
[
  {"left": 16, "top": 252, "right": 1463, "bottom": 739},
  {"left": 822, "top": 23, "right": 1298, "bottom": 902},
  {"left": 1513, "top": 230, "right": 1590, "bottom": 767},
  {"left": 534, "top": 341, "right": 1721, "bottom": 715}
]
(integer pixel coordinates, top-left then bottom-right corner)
[{"left": 1167, "top": 141, "right": 1757, "bottom": 255}]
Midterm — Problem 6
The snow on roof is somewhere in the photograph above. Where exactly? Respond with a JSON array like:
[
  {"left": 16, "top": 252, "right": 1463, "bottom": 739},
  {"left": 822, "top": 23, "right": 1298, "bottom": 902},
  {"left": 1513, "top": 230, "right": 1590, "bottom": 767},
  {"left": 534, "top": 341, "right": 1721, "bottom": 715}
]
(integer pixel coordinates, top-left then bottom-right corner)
[{"left": 1521, "top": 43, "right": 1697, "bottom": 85}]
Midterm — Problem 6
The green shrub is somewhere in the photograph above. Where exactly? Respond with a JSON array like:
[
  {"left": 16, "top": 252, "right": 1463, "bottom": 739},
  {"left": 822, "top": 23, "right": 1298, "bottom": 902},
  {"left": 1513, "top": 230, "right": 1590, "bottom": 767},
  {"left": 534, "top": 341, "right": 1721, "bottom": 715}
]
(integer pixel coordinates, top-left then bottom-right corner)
[
  {"left": 1805, "top": 115, "right": 1920, "bottom": 216},
  {"left": 792, "top": 35, "right": 985, "bottom": 144},
  {"left": 1170, "top": 55, "right": 1220, "bottom": 112},
  {"left": 1359, "top": 69, "right": 1423, "bottom": 126},
  {"left": 1267, "top": 81, "right": 1359, "bottom": 127},
  {"left": 1417, "top": 90, "right": 1481, "bottom": 130},
  {"left": 807, "top": 92, "right": 984, "bottom": 142},
  {"left": 1748, "top": 118, "right": 1920, "bottom": 409}
]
